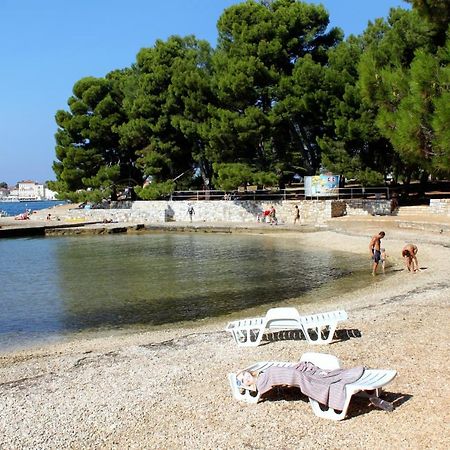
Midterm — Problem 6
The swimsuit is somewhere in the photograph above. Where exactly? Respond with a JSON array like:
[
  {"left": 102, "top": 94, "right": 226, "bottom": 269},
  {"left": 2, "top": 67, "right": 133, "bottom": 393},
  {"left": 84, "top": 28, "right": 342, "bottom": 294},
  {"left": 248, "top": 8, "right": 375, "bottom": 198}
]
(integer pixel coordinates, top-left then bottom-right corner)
[{"left": 372, "top": 249, "right": 381, "bottom": 263}]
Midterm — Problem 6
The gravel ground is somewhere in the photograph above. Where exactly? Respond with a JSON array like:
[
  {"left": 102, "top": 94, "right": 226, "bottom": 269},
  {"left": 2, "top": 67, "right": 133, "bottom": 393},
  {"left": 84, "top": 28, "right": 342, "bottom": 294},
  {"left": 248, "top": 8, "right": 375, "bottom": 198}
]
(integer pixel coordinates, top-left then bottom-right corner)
[{"left": 0, "top": 219, "right": 449, "bottom": 449}]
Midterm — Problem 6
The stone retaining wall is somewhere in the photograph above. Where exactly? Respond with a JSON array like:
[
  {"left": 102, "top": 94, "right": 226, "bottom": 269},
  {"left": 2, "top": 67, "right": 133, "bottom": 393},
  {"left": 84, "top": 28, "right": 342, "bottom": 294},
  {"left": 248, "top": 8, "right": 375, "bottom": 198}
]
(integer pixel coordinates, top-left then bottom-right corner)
[
  {"left": 345, "top": 199, "right": 391, "bottom": 216},
  {"left": 429, "top": 199, "right": 450, "bottom": 216},
  {"left": 47, "top": 198, "right": 449, "bottom": 224},
  {"left": 60, "top": 200, "right": 336, "bottom": 225}
]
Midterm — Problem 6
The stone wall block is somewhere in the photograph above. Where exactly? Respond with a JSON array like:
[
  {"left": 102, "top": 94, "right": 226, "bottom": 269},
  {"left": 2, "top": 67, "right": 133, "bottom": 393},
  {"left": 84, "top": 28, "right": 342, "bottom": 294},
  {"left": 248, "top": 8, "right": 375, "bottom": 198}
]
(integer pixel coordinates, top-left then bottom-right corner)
[{"left": 60, "top": 197, "right": 447, "bottom": 224}]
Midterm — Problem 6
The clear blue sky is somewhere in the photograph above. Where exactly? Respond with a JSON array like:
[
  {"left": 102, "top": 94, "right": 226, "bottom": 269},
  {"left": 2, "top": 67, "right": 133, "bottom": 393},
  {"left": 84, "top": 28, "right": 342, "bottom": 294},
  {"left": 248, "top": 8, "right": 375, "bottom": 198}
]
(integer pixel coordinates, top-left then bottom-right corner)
[{"left": 0, "top": 0, "right": 409, "bottom": 186}]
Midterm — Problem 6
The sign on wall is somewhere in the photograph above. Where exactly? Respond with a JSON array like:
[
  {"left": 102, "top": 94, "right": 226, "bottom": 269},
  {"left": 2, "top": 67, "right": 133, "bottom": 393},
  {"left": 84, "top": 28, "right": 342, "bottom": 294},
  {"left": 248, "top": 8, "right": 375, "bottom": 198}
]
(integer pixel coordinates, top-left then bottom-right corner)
[{"left": 304, "top": 175, "right": 340, "bottom": 197}]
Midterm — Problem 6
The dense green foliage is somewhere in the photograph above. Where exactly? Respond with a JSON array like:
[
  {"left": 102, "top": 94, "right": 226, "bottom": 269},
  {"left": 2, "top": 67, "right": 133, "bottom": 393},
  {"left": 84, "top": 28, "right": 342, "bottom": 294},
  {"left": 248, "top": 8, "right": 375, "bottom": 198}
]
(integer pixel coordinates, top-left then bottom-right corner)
[
  {"left": 359, "top": 6, "right": 450, "bottom": 181},
  {"left": 212, "top": 163, "right": 278, "bottom": 190},
  {"left": 51, "top": 0, "right": 450, "bottom": 200}
]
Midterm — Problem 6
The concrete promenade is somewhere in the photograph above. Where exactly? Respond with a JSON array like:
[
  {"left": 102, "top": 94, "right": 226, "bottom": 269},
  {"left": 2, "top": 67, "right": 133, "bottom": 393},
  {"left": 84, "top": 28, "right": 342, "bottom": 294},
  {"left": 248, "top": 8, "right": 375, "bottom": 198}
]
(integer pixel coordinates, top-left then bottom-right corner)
[{"left": 1, "top": 201, "right": 449, "bottom": 241}]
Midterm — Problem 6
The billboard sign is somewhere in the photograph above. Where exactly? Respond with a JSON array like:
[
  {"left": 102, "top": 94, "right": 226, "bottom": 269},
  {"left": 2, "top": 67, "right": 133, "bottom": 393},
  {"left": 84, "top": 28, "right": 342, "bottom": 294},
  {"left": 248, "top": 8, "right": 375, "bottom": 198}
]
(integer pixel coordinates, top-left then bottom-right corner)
[{"left": 304, "top": 175, "right": 340, "bottom": 197}]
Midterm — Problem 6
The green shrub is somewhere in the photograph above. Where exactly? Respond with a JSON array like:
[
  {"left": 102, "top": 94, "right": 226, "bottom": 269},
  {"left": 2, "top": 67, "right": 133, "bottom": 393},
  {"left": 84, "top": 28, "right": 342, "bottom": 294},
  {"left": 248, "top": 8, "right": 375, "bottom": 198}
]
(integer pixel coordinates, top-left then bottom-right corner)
[{"left": 135, "top": 181, "right": 175, "bottom": 200}]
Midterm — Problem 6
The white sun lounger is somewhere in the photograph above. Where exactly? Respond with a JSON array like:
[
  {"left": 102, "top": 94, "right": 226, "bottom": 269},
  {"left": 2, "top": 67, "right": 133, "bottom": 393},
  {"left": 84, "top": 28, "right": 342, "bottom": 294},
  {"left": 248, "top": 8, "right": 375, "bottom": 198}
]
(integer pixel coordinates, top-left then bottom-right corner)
[
  {"left": 225, "top": 307, "right": 348, "bottom": 347},
  {"left": 228, "top": 352, "right": 397, "bottom": 420},
  {"left": 300, "top": 310, "right": 348, "bottom": 345}
]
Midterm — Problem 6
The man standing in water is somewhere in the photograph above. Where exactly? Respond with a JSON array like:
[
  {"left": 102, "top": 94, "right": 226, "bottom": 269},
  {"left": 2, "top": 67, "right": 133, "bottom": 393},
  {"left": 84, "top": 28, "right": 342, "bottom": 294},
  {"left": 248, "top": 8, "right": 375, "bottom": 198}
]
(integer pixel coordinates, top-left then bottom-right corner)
[{"left": 369, "top": 231, "right": 385, "bottom": 276}]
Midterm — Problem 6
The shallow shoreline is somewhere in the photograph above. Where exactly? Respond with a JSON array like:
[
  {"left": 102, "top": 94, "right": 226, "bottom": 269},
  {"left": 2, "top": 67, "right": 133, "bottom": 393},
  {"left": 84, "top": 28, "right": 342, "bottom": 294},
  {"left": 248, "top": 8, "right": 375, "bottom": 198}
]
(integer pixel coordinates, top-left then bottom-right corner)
[{"left": 0, "top": 218, "right": 449, "bottom": 448}]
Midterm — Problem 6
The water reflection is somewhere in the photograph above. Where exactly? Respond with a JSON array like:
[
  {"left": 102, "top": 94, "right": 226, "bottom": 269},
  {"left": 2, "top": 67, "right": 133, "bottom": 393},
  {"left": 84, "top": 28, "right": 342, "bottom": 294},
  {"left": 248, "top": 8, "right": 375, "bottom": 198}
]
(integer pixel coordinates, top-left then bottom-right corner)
[
  {"left": 0, "top": 233, "right": 367, "bottom": 349},
  {"left": 53, "top": 234, "right": 348, "bottom": 327}
]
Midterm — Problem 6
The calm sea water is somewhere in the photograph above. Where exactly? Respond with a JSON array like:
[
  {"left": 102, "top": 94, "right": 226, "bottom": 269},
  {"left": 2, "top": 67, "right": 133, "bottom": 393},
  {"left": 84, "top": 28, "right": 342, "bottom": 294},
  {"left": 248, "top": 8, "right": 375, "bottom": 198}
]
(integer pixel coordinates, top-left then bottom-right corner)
[
  {"left": 0, "top": 233, "right": 369, "bottom": 351},
  {"left": 0, "top": 200, "right": 66, "bottom": 217}
]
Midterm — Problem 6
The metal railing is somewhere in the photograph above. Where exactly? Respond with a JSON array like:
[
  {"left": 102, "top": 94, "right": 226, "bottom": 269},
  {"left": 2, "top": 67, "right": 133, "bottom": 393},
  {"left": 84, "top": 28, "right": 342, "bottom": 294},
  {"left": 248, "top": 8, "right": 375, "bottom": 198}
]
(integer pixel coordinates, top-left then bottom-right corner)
[{"left": 168, "top": 187, "right": 391, "bottom": 201}]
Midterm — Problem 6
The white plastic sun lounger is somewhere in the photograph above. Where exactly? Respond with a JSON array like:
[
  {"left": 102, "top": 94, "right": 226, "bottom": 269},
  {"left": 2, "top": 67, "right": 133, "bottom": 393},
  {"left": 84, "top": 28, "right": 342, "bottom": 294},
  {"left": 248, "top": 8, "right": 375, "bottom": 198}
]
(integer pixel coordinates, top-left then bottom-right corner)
[
  {"left": 229, "top": 360, "right": 297, "bottom": 404},
  {"left": 299, "top": 353, "right": 397, "bottom": 420},
  {"left": 300, "top": 310, "right": 348, "bottom": 345},
  {"left": 228, "top": 352, "right": 397, "bottom": 420},
  {"left": 225, "top": 307, "right": 348, "bottom": 347}
]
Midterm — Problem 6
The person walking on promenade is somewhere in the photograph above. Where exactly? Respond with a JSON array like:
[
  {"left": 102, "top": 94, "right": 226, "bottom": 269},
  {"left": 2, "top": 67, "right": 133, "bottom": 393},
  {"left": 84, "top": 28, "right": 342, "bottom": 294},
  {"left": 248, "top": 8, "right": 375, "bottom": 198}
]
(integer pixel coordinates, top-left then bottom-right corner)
[
  {"left": 187, "top": 204, "right": 195, "bottom": 222},
  {"left": 390, "top": 193, "right": 399, "bottom": 214},
  {"left": 269, "top": 205, "right": 277, "bottom": 225},
  {"left": 402, "top": 244, "right": 420, "bottom": 272},
  {"left": 293, "top": 205, "right": 300, "bottom": 224},
  {"left": 369, "top": 231, "right": 385, "bottom": 276}
]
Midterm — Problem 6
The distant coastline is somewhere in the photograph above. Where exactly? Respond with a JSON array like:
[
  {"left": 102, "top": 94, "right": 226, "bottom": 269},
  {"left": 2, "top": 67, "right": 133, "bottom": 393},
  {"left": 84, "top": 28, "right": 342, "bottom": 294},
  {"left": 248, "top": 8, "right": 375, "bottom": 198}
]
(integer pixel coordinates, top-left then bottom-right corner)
[
  {"left": 0, "top": 199, "right": 54, "bottom": 202},
  {"left": 0, "top": 200, "right": 66, "bottom": 217}
]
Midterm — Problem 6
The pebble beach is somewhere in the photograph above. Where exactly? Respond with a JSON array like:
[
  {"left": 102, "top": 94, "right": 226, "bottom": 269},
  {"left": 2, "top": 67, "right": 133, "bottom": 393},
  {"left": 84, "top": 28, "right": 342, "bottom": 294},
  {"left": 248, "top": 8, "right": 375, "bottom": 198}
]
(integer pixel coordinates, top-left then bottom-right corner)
[{"left": 0, "top": 211, "right": 449, "bottom": 449}]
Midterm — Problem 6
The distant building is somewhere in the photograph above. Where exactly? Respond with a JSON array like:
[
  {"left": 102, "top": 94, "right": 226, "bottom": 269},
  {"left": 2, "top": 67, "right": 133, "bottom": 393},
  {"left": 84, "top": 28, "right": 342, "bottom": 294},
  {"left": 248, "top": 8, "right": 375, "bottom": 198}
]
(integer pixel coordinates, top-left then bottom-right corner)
[
  {"left": 44, "top": 187, "right": 57, "bottom": 200},
  {"left": 21, "top": 180, "right": 44, "bottom": 200},
  {"left": 7, "top": 180, "right": 57, "bottom": 201},
  {"left": 0, "top": 188, "right": 10, "bottom": 199}
]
